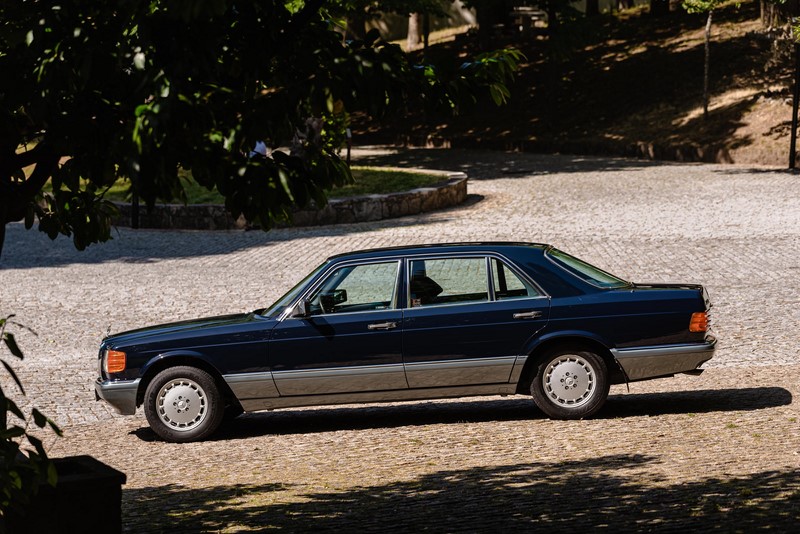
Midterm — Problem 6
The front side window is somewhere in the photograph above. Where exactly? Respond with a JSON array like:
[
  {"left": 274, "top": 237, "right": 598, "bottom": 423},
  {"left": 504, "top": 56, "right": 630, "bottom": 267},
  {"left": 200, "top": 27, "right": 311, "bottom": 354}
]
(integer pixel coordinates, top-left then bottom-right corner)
[
  {"left": 307, "top": 261, "right": 399, "bottom": 315},
  {"left": 409, "top": 257, "right": 488, "bottom": 308},
  {"left": 491, "top": 258, "right": 541, "bottom": 300}
]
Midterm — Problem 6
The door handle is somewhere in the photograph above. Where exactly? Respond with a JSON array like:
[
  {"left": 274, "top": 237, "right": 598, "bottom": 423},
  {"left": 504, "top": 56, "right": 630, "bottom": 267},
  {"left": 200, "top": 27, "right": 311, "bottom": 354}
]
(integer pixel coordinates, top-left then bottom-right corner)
[
  {"left": 368, "top": 321, "right": 398, "bottom": 330},
  {"left": 513, "top": 311, "right": 542, "bottom": 320}
]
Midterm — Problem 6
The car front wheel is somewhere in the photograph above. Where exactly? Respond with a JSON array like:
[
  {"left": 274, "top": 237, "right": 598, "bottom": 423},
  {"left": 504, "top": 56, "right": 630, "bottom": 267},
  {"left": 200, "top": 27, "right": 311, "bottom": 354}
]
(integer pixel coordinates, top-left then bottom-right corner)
[
  {"left": 531, "top": 348, "right": 610, "bottom": 420},
  {"left": 144, "top": 366, "right": 225, "bottom": 443}
]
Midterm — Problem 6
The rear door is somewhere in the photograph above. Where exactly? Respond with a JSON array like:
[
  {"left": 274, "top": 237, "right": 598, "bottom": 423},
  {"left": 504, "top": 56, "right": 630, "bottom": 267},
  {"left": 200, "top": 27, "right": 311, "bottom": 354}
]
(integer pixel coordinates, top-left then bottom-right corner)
[{"left": 402, "top": 255, "right": 550, "bottom": 388}]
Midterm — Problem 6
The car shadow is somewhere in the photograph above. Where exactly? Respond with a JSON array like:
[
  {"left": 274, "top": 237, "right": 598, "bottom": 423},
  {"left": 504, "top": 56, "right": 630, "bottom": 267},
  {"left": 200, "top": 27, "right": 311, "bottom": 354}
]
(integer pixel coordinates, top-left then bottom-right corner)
[{"left": 129, "top": 386, "right": 792, "bottom": 442}]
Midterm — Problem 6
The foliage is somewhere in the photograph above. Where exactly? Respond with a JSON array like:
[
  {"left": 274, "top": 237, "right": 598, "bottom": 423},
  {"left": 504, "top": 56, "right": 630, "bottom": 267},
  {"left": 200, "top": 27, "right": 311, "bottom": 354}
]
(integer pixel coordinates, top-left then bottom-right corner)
[
  {"left": 331, "top": 0, "right": 447, "bottom": 18},
  {"left": 0, "top": 0, "right": 521, "bottom": 256},
  {"left": 63, "top": 167, "right": 443, "bottom": 203},
  {"left": 0, "top": 315, "right": 61, "bottom": 518},
  {"left": 682, "top": 0, "right": 724, "bottom": 14}
]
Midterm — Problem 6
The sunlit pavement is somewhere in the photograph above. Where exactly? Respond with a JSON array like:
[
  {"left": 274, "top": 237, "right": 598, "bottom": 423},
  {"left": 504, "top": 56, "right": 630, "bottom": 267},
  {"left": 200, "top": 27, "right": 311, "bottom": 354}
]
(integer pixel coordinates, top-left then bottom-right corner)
[{"left": 4, "top": 148, "right": 799, "bottom": 530}]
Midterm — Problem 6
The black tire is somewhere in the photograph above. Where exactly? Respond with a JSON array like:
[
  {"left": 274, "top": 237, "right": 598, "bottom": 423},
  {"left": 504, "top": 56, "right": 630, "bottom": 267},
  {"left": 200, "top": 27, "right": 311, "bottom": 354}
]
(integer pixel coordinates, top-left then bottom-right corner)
[
  {"left": 530, "top": 347, "right": 610, "bottom": 420},
  {"left": 144, "top": 366, "right": 225, "bottom": 443}
]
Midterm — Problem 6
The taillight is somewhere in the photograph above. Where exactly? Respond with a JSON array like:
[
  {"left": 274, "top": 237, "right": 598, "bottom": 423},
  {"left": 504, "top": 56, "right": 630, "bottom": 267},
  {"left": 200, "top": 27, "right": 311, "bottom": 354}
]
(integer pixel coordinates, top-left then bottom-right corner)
[
  {"left": 689, "top": 312, "right": 708, "bottom": 333},
  {"left": 105, "top": 350, "right": 127, "bottom": 373}
]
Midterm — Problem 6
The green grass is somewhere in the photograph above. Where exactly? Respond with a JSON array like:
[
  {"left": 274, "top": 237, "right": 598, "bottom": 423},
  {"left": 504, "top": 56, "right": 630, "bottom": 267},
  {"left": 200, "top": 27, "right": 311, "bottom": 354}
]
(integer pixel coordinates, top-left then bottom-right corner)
[{"left": 89, "top": 166, "right": 442, "bottom": 204}]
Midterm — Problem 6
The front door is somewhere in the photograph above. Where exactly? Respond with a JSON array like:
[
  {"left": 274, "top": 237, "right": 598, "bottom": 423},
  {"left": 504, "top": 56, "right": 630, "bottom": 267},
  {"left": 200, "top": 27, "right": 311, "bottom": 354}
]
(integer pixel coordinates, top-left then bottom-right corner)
[{"left": 269, "top": 260, "right": 408, "bottom": 396}]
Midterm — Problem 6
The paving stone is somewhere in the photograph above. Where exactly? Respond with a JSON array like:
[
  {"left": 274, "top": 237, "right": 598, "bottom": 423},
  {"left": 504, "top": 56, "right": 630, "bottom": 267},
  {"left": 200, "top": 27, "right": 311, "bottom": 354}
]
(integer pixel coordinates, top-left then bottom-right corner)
[{"left": 2, "top": 148, "right": 799, "bottom": 530}]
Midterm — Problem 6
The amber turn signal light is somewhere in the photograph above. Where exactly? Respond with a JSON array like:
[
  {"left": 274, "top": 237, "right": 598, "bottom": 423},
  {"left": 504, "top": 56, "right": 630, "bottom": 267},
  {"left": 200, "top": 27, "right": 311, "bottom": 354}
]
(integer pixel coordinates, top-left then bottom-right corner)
[
  {"left": 105, "top": 350, "right": 127, "bottom": 373},
  {"left": 689, "top": 312, "right": 708, "bottom": 333}
]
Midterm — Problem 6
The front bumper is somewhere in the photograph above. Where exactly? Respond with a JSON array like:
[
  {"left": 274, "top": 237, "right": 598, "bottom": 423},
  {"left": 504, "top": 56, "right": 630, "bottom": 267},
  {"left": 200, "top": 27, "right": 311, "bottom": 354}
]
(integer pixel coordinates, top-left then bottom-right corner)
[
  {"left": 95, "top": 378, "right": 140, "bottom": 415},
  {"left": 611, "top": 337, "right": 716, "bottom": 381}
]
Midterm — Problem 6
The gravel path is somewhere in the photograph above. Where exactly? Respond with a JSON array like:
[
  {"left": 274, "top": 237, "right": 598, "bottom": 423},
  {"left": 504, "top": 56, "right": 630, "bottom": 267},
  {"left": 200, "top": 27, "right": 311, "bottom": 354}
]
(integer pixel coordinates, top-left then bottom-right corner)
[{"left": 2, "top": 148, "right": 799, "bottom": 531}]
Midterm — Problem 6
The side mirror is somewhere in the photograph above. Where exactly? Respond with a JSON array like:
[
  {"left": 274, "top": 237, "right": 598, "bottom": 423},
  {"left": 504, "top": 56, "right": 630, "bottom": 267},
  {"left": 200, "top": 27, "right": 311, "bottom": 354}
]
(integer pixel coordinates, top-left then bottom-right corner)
[{"left": 291, "top": 299, "right": 309, "bottom": 318}]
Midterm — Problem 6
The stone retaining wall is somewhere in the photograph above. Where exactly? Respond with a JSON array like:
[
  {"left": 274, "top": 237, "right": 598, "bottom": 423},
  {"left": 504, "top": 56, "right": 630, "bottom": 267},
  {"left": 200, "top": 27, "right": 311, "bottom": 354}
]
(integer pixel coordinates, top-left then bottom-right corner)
[{"left": 112, "top": 169, "right": 467, "bottom": 230}]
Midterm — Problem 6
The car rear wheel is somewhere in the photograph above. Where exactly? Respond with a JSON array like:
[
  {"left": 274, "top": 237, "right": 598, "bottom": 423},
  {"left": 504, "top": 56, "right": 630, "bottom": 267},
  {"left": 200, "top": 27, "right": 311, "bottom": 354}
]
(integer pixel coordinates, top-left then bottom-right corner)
[
  {"left": 144, "top": 366, "right": 224, "bottom": 443},
  {"left": 530, "top": 348, "right": 610, "bottom": 420}
]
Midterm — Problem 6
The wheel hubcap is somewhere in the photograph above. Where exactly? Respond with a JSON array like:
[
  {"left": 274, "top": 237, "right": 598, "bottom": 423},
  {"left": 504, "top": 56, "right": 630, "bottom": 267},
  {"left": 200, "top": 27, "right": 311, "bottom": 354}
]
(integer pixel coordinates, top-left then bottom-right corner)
[
  {"left": 157, "top": 378, "right": 207, "bottom": 431},
  {"left": 543, "top": 355, "right": 595, "bottom": 408}
]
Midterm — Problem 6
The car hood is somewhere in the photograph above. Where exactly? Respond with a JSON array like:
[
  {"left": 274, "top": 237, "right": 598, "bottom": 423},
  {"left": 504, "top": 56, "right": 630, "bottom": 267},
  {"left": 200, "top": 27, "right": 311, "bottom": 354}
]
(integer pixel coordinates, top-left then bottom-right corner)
[{"left": 103, "top": 312, "right": 260, "bottom": 348}]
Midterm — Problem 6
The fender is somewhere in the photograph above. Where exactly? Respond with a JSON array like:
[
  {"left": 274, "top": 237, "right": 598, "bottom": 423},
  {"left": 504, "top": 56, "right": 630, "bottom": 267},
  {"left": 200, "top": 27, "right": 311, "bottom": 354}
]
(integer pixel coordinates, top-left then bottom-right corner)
[
  {"left": 510, "top": 329, "right": 617, "bottom": 387},
  {"left": 139, "top": 349, "right": 223, "bottom": 377},
  {"left": 522, "top": 329, "right": 616, "bottom": 357}
]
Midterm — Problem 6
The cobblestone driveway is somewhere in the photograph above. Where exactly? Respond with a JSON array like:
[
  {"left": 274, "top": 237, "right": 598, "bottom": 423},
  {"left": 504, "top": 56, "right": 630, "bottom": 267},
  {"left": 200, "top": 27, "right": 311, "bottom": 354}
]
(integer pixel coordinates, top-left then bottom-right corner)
[{"left": 3, "top": 149, "right": 799, "bottom": 531}]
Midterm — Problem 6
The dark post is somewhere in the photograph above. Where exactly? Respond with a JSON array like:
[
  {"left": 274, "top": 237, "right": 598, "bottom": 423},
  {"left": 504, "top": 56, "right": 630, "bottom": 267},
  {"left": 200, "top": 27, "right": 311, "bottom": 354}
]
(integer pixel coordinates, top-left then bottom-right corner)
[
  {"left": 790, "top": 42, "right": 800, "bottom": 169},
  {"left": 346, "top": 128, "right": 352, "bottom": 167},
  {"left": 131, "top": 183, "right": 140, "bottom": 229}
]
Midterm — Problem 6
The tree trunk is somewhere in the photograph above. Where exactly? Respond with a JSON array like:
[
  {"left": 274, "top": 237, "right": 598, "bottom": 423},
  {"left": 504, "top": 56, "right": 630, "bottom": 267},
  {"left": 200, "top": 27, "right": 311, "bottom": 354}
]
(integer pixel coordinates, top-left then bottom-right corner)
[
  {"left": 475, "top": 2, "right": 506, "bottom": 50},
  {"left": 0, "top": 218, "right": 6, "bottom": 260},
  {"left": 649, "top": 0, "right": 670, "bottom": 17},
  {"left": 760, "top": 0, "right": 780, "bottom": 29},
  {"left": 407, "top": 13, "right": 422, "bottom": 51},
  {"left": 423, "top": 12, "right": 430, "bottom": 52},
  {"left": 703, "top": 11, "right": 712, "bottom": 120},
  {"left": 586, "top": 0, "right": 600, "bottom": 16}
]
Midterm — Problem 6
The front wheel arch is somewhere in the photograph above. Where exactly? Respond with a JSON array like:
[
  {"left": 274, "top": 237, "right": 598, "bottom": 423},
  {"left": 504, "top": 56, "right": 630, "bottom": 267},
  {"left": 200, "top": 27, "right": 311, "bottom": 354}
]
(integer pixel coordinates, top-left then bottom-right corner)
[{"left": 136, "top": 355, "right": 241, "bottom": 413}]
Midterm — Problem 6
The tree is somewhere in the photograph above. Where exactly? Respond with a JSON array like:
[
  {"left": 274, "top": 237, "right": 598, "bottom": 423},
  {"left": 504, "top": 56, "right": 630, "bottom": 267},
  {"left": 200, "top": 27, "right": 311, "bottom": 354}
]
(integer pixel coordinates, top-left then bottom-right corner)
[
  {"left": 682, "top": 0, "right": 723, "bottom": 120},
  {"left": 0, "top": 0, "right": 521, "bottom": 258}
]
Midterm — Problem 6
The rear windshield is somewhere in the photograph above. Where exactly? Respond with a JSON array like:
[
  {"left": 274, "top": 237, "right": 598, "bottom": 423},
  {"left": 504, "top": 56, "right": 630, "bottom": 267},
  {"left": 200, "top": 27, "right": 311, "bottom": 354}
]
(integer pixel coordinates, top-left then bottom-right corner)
[{"left": 546, "top": 248, "right": 630, "bottom": 289}]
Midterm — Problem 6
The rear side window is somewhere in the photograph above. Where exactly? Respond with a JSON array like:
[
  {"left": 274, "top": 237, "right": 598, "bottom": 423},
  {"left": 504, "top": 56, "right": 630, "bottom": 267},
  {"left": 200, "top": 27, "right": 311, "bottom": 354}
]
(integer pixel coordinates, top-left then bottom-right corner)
[{"left": 491, "top": 258, "right": 541, "bottom": 300}]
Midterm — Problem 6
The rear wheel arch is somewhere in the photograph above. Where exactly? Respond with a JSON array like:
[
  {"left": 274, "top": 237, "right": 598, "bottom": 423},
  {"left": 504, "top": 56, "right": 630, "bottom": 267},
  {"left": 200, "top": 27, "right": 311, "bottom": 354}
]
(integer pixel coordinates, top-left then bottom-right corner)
[{"left": 515, "top": 336, "right": 620, "bottom": 394}]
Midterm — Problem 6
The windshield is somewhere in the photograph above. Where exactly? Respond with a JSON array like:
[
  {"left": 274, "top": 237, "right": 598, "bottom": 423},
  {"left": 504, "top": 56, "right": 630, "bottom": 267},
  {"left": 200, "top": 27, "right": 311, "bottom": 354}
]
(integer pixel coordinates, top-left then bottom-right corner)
[
  {"left": 546, "top": 248, "right": 630, "bottom": 289},
  {"left": 257, "top": 261, "right": 328, "bottom": 317}
]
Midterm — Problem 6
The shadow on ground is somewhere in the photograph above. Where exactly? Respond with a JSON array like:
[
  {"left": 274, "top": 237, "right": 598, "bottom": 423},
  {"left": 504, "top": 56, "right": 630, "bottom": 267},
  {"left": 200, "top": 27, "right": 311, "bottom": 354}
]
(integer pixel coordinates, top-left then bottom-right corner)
[
  {"left": 0, "top": 194, "right": 484, "bottom": 268},
  {"left": 130, "top": 386, "right": 791, "bottom": 442},
  {"left": 123, "top": 455, "right": 800, "bottom": 531},
  {"left": 353, "top": 148, "right": 674, "bottom": 180}
]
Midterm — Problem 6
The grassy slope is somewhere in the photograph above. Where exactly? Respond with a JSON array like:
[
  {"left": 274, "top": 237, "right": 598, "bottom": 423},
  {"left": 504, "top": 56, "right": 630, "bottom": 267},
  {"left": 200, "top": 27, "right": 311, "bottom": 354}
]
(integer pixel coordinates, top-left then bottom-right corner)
[{"left": 356, "top": 1, "right": 794, "bottom": 166}]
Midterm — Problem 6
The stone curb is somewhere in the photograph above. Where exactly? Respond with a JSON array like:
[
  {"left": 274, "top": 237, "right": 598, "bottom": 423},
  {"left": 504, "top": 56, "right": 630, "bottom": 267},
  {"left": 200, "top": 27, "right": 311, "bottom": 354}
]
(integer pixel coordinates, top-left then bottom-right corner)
[{"left": 111, "top": 169, "right": 467, "bottom": 230}]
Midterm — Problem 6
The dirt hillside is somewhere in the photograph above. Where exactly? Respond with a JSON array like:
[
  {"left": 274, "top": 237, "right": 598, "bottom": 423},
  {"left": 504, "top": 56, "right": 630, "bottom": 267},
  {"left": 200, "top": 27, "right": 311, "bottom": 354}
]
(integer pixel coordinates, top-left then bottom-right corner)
[{"left": 356, "top": 2, "right": 797, "bottom": 167}]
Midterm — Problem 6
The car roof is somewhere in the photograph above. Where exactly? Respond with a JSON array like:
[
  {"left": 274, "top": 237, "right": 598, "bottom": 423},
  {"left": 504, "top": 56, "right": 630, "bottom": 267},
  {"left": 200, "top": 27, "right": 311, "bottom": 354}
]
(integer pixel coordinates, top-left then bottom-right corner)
[{"left": 326, "top": 242, "right": 551, "bottom": 262}]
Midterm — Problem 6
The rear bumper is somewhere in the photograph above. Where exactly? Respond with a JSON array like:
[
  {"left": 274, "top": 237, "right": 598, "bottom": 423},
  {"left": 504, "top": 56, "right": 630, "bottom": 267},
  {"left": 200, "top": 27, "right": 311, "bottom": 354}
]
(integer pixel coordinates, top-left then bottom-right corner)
[
  {"left": 611, "top": 337, "right": 716, "bottom": 381},
  {"left": 95, "top": 378, "right": 140, "bottom": 415}
]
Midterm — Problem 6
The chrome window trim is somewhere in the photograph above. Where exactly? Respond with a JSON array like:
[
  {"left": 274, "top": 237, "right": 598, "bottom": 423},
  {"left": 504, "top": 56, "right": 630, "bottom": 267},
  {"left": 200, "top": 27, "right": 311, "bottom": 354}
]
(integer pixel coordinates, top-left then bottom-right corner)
[
  {"left": 279, "top": 250, "right": 550, "bottom": 321},
  {"left": 405, "top": 252, "right": 549, "bottom": 310},
  {"left": 403, "top": 294, "right": 549, "bottom": 312}
]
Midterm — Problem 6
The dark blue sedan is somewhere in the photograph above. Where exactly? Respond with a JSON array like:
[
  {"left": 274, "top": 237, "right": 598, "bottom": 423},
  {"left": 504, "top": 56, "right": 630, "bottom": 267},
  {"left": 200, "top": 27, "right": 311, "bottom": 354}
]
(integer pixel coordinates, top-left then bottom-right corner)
[{"left": 95, "top": 243, "right": 715, "bottom": 442}]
